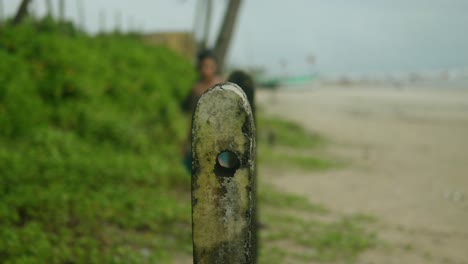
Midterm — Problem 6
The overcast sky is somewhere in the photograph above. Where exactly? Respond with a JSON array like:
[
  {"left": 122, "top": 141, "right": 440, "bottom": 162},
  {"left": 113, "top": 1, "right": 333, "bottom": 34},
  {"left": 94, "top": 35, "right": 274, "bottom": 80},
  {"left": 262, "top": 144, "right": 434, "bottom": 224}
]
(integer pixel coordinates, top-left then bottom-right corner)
[{"left": 3, "top": 0, "right": 468, "bottom": 77}]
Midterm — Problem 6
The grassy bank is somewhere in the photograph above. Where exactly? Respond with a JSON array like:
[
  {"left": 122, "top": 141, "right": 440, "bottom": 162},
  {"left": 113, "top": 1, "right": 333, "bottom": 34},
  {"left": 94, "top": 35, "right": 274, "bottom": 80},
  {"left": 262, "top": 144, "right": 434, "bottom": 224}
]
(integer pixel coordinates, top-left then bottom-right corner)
[
  {"left": 0, "top": 19, "right": 195, "bottom": 263},
  {"left": 258, "top": 116, "right": 335, "bottom": 170},
  {"left": 258, "top": 185, "right": 377, "bottom": 263},
  {"left": 0, "top": 18, "right": 375, "bottom": 264}
]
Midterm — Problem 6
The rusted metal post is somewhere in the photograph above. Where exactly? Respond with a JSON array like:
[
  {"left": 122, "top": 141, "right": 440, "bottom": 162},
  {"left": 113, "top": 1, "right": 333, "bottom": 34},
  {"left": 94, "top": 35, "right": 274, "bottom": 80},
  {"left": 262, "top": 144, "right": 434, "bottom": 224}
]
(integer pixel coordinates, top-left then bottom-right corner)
[{"left": 191, "top": 82, "right": 256, "bottom": 264}]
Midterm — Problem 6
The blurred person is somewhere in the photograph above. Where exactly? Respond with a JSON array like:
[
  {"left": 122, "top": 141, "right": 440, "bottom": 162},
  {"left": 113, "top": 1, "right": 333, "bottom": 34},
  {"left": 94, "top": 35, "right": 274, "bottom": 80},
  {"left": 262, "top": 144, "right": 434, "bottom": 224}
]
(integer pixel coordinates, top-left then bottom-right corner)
[
  {"left": 182, "top": 50, "right": 223, "bottom": 172},
  {"left": 181, "top": 55, "right": 258, "bottom": 174},
  {"left": 190, "top": 50, "right": 224, "bottom": 105}
]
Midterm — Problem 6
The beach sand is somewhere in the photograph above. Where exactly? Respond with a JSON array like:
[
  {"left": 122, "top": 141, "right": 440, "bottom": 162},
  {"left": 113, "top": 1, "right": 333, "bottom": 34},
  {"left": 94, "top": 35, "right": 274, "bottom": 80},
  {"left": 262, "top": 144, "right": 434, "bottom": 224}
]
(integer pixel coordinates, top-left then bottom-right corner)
[{"left": 258, "top": 84, "right": 468, "bottom": 263}]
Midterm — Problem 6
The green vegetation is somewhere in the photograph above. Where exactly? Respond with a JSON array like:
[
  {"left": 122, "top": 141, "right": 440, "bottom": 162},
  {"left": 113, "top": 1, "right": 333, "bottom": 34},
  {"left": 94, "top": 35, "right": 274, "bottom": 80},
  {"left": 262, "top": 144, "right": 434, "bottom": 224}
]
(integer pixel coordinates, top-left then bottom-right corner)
[
  {"left": 257, "top": 116, "right": 376, "bottom": 263},
  {"left": 259, "top": 116, "right": 323, "bottom": 148},
  {"left": 258, "top": 185, "right": 327, "bottom": 213},
  {"left": 0, "top": 19, "right": 195, "bottom": 263},
  {"left": 258, "top": 185, "right": 377, "bottom": 264},
  {"left": 0, "top": 18, "right": 374, "bottom": 264},
  {"left": 258, "top": 116, "right": 335, "bottom": 170}
]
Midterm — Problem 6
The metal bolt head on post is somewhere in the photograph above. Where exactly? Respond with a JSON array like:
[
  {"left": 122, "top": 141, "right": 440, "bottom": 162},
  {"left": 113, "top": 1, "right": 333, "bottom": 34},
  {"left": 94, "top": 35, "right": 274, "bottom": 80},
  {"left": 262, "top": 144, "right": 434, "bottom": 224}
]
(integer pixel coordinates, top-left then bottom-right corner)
[{"left": 191, "top": 83, "right": 256, "bottom": 264}]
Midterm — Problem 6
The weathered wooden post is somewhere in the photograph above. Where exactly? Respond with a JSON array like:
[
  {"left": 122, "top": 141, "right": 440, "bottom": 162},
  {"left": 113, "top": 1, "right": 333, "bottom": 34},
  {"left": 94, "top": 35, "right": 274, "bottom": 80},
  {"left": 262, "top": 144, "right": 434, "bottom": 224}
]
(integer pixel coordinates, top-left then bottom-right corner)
[{"left": 191, "top": 82, "right": 256, "bottom": 264}]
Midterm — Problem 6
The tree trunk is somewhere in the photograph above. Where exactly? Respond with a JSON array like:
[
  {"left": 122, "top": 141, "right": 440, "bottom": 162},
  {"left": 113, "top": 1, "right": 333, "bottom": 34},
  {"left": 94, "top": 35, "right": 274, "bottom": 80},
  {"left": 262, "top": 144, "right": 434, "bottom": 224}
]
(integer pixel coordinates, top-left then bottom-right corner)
[
  {"left": 46, "top": 0, "right": 53, "bottom": 17},
  {"left": 213, "top": 0, "right": 242, "bottom": 73},
  {"left": 0, "top": 0, "right": 4, "bottom": 24},
  {"left": 200, "top": 0, "right": 212, "bottom": 51},
  {"left": 13, "top": 0, "right": 32, "bottom": 25},
  {"left": 58, "top": 0, "right": 65, "bottom": 22},
  {"left": 76, "top": 0, "right": 85, "bottom": 30}
]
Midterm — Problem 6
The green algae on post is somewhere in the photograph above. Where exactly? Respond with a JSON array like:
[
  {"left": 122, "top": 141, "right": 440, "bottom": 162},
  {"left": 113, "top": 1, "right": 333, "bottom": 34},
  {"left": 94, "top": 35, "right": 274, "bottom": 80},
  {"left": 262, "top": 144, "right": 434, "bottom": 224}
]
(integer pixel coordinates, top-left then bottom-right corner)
[{"left": 191, "top": 82, "right": 256, "bottom": 264}]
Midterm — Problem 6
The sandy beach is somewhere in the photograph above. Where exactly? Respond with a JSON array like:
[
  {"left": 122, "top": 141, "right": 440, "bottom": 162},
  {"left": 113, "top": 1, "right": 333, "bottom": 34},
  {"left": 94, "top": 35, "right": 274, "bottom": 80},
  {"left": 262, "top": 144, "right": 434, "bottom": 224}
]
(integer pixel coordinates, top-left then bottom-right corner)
[{"left": 258, "top": 84, "right": 468, "bottom": 263}]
